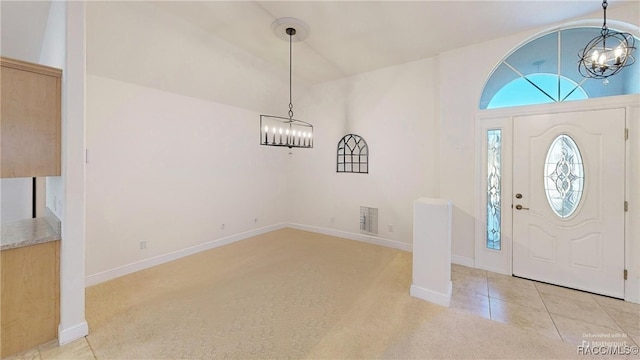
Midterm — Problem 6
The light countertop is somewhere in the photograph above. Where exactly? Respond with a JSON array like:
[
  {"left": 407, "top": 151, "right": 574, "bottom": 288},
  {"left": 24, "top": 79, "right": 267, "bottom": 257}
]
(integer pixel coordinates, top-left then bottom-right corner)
[{"left": 1, "top": 209, "right": 61, "bottom": 250}]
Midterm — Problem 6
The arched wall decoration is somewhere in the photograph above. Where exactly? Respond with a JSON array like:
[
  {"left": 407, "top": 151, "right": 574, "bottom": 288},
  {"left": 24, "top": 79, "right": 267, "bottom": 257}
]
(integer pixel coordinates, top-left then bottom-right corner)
[{"left": 337, "top": 134, "right": 368, "bottom": 173}]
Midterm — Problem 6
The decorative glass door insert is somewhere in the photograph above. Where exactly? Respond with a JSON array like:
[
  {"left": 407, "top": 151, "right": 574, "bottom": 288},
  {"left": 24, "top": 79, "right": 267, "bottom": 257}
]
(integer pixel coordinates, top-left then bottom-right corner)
[{"left": 544, "top": 135, "right": 585, "bottom": 218}]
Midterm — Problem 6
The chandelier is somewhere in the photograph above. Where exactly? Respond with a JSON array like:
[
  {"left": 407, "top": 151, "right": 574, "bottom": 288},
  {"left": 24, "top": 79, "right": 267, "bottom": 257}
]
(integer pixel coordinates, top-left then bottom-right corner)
[
  {"left": 578, "top": 0, "right": 636, "bottom": 81},
  {"left": 260, "top": 18, "right": 313, "bottom": 149}
]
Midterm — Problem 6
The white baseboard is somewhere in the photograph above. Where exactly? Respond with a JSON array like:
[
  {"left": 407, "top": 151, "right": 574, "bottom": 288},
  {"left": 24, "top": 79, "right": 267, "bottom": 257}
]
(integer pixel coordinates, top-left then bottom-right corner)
[
  {"left": 58, "top": 321, "right": 88, "bottom": 345},
  {"left": 476, "top": 263, "right": 511, "bottom": 276},
  {"left": 85, "top": 223, "right": 412, "bottom": 287},
  {"left": 451, "top": 255, "right": 474, "bottom": 268},
  {"left": 285, "top": 223, "right": 412, "bottom": 252},
  {"left": 410, "top": 282, "right": 452, "bottom": 307},
  {"left": 85, "top": 224, "right": 286, "bottom": 286}
]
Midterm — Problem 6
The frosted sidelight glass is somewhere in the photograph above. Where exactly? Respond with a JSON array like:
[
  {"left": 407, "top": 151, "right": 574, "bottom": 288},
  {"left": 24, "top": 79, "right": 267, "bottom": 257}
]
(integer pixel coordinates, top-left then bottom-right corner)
[{"left": 486, "top": 129, "right": 502, "bottom": 250}]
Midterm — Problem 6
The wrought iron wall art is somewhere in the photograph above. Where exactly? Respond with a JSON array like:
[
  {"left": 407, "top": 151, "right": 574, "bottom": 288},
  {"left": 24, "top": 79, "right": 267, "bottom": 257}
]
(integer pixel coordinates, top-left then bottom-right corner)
[{"left": 337, "top": 134, "right": 368, "bottom": 173}]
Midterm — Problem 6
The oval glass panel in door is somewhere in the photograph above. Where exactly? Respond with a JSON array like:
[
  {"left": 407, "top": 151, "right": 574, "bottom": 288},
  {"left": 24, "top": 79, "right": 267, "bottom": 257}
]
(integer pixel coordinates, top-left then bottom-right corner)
[{"left": 544, "top": 135, "right": 585, "bottom": 218}]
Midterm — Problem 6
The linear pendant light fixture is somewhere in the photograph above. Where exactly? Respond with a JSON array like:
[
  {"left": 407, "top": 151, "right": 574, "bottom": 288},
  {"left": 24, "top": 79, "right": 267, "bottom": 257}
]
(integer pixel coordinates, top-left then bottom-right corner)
[
  {"left": 578, "top": 0, "right": 636, "bottom": 82},
  {"left": 260, "top": 18, "right": 313, "bottom": 149}
]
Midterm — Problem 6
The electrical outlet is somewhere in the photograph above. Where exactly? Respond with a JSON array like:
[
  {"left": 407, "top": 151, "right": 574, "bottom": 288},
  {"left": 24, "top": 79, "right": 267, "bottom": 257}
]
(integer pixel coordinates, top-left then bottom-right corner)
[
  {"left": 388, "top": 224, "right": 394, "bottom": 232},
  {"left": 221, "top": 223, "right": 225, "bottom": 230},
  {"left": 254, "top": 218, "right": 258, "bottom": 223},
  {"left": 140, "top": 241, "right": 147, "bottom": 250}
]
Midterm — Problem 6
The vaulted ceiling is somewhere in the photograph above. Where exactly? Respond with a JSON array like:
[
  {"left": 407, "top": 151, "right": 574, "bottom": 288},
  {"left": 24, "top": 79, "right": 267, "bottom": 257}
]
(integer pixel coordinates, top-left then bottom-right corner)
[
  {"left": 2, "top": 1, "right": 638, "bottom": 113},
  {"left": 149, "top": 0, "right": 609, "bottom": 84},
  {"left": 5, "top": 1, "right": 631, "bottom": 84}
]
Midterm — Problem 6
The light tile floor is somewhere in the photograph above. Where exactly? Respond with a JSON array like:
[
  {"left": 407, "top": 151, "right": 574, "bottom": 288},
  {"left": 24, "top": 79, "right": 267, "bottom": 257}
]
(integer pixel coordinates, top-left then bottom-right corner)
[
  {"left": 451, "top": 264, "right": 640, "bottom": 348},
  {"left": 4, "top": 338, "right": 95, "bottom": 360},
  {"left": 6, "top": 264, "right": 640, "bottom": 359}
]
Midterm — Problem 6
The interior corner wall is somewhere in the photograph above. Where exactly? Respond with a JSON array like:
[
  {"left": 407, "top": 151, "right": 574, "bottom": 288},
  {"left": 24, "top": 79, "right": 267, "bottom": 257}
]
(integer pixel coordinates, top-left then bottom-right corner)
[
  {"left": 286, "top": 58, "right": 439, "bottom": 247},
  {"left": 85, "top": 75, "right": 289, "bottom": 277}
]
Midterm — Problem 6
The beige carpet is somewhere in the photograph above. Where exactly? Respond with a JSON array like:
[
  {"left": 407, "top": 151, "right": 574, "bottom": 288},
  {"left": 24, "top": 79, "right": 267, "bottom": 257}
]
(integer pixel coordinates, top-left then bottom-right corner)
[{"left": 86, "top": 228, "right": 581, "bottom": 359}]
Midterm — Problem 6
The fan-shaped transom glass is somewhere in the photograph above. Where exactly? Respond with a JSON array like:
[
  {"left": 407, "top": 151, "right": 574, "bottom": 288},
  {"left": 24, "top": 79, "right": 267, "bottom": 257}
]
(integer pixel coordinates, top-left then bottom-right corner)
[
  {"left": 544, "top": 135, "right": 585, "bottom": 218},
  {"left": 487, "top": 74, "right": 588, "bottom": 109},
  {"left": 480, "top": 27, "right": 639, "bottom": 110}
]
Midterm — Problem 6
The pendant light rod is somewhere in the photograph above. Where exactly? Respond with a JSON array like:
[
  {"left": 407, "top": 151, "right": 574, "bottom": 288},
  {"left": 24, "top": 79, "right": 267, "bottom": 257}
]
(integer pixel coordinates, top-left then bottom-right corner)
[
  {"left": 601, "top": 0, "right": 607, "bottom": 30},
  {"left": 287, "top": 27, "right": 295, "bottom": 120}
]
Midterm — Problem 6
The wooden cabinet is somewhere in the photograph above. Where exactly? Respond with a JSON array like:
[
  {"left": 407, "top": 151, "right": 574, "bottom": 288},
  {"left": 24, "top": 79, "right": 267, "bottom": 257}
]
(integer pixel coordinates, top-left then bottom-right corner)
[
  {"left": 1, "top": 241, "right": 60, "bottom": 358},
  {"left": 1, "top": 57, "right": 62, "bottom": 178}
]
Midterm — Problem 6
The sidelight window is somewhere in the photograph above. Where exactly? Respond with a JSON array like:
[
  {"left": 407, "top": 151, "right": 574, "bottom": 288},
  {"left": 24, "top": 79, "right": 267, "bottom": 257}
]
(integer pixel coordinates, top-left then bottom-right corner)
[{"left": 486, "top": 129, "right": 502, "bottom": 250}]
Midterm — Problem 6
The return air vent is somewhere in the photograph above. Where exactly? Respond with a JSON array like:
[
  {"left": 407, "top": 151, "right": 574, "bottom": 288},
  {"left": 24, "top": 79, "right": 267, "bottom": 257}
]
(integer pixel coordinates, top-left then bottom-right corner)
[{"left": 360, "top": 206, "right": 378, "bottom": 235}]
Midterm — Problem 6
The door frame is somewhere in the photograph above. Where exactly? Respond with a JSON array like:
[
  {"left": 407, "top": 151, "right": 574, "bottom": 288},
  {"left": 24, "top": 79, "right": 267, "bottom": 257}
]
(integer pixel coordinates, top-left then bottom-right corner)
[{"left": 474, "top": 94, "right": 640, "bottom": 301}]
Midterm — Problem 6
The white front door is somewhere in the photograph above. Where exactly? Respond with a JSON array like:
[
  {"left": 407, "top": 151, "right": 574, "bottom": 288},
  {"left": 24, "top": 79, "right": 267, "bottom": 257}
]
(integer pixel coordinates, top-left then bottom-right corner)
[{"left": 512, "top": 108, "right": 625, "bottom": 298}]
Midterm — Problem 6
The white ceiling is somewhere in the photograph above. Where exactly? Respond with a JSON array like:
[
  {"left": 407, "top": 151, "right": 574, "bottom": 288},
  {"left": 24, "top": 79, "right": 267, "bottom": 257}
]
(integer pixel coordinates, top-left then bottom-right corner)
[
  {"left": 150, "top": 0, "right": 612, "bottom": 84},
  {"left": 3, "top": 1, "right": 639, "bottom": 83},
  {"left": 0, "top": 1, "right": 51, "bottom": 63},
  {"left": 3, "top": 1, "right": 638, "bottom": 113}
]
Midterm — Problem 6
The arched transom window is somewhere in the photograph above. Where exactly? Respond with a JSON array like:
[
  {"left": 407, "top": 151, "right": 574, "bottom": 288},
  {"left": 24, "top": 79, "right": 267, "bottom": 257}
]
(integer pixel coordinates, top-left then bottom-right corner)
[{"left": 480, "top": 27, "right": 639, "bottom": 109}]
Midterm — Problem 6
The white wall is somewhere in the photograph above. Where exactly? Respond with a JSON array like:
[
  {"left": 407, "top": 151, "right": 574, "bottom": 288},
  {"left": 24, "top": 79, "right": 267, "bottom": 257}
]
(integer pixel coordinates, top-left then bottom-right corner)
[
  {"left": 84, "top": 0, "right": 309, "bottom": 280},
  {"left": 437, "top": 4, "right": 640, "bottom": 279},
  {"left": 39, "top": 0, "right": 66, "bottom": 220},
  {"left": 0, "top": 178, "right": 32, "bottom": 224},
  {"left": 85, "top": 75, "right": 289, "bottom": 277},
  {"left": 85, "top": 56, "right": 439, "bottom": 279},
  {"left": 287, "top": 58, "right": 439, "bottom": 247},
  {"left": 60, "top": 1, "right": 88, "bottom": 344},
  {"left": 83, "top": 1, "right": 639, "bottom": 295}
]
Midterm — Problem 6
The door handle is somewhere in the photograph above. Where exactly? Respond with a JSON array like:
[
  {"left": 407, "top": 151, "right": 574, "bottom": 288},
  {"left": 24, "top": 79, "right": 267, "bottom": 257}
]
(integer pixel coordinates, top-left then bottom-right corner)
[{"left": 515, "top": 204, "right": 529, "bottom": 210}]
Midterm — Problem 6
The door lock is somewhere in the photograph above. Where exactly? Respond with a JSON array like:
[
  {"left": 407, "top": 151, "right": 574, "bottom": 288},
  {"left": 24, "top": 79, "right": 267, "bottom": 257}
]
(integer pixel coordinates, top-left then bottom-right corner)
[
  {"left": 515, "top": 204, "right": 529, "bottom": 210},
  {"left": 515, "top": 193, "right": 523, "bottom": 199}
]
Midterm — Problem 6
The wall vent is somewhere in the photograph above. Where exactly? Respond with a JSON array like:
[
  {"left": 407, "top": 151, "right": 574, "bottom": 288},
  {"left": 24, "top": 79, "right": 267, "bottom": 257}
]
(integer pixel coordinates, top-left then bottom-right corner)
[{"left": 360, "top": 206, "right": 378, "bottom": 235}]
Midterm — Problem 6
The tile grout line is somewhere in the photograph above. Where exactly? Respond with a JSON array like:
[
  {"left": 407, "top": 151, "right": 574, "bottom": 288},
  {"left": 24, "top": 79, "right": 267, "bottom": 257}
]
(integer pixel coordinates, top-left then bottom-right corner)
[
  {"left": 85, "top": 336, "right": 99, "bottom": 360},
  {"left": 589, "top": 294, "right": 632, "bottom": 340},
  {"left": 534, "top": 282, "right": 564, "bottom": 342},
  {"left": 485, "top": 270, "right": 493, "bottom": 320}
]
